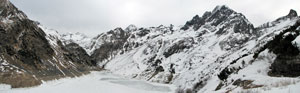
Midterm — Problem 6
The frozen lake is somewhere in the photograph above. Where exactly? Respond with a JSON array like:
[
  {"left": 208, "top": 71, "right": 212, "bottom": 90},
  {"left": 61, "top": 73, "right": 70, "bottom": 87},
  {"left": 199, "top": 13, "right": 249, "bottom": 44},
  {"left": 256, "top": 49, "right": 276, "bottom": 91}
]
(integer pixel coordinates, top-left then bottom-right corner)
[{"left": 0, "top": 71, "right": 177, "bottom": 93}]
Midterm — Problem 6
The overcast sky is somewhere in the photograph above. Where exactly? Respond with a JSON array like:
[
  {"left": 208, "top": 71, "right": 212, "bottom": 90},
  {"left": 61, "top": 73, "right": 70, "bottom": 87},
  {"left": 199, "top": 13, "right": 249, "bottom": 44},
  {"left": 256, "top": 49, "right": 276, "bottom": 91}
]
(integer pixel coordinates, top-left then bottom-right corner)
[{"left": 10, "top": 0, "right": 300, "bottom": 37}]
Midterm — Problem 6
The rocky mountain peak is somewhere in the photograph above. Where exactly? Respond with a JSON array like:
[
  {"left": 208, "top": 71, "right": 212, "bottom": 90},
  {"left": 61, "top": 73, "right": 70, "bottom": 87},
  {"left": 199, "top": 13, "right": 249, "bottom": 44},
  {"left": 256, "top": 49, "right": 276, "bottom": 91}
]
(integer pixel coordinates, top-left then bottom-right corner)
[
  {"left": 209, "top": 5, "right": 236, "bottom": 20},
  {"left": 181, "top": 5, "right": 253, "bottom": 34},
  {"left": 202, "top": 11, "right": 212, "bottom": 19},
  {"left": 114, "top": 27, "right": 123, "bottom": 31},
  {"left": 110, "top": 27, "right": 124, "bottom": 34},
  {"left": 287, "top": 9, "right": 298, "bottom": 18},
  {"left": 257, "top": 9, "right": 299, "bottom": 31},
  {"left": 181, "top": 14, "right": 204, "bottom": 30},
  {"left": 104, "top": 27, "right": 129, "bottom": 40},
  {"left": 191, "top": 15, "right": 201, "bottom": 21},
  {"left": 125, "top": 24, "right": 138, "bottom": 31},
  {"left": 273, "top": 9, "right": 298, "bottom": 22},
  {"left": 0, "top": 0, "right": 27, "bottom": 21},
  {"left": 207, "top": 5, "right": 239, "bottom": 25},
  {"left": 212, "top": 5, "right": 232, "bottom": 13}
]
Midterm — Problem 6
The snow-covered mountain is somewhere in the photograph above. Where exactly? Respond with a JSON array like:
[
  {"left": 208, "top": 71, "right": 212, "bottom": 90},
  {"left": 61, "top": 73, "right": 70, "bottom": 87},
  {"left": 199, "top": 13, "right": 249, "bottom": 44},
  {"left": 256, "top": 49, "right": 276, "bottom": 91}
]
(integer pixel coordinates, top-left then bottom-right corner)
[
  {"left": 0, "top": 0, "right": 96, "bottom": 88},
  {"left": 64, "top": 5, "right": 300, "bottom": 93},
  {"left": 1, "top": 0, "right": 300, "bottom": 92}
]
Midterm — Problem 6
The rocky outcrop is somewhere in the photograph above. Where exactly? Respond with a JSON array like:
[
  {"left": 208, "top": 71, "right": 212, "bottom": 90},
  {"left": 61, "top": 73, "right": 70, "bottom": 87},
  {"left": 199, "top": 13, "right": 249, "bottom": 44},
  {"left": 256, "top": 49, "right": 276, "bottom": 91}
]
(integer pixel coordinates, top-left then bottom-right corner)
[
  {"left": 266, "top": 20, "right": 300, "bottom": 77},
  {"left": 181, "top": 5, "right": 256, "bottom": 50},
  {"left": 90, "top": 28, "right": 130, "bottom": 67},
  {"left": 181, "top": 5, "right": 255, "bottom": 35},
  {"left": 181, "top": 15, "right": 205, "bottom": 31},
  {"left": 63, "top": 42, "right": 96, "bottom": 66},
  {"left": 270, "top": 55, "right": 300, "bottom": 77},
  {"left": 163, "top": 38, "right": 194, "bottom": 58}
]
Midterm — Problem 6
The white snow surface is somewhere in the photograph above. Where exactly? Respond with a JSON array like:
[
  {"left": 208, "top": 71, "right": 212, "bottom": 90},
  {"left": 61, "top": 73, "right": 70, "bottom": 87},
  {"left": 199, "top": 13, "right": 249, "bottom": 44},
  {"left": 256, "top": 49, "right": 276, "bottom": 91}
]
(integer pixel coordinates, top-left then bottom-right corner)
[
  {"left": 0, "top": 71, "right": 177, "bottom": 93},
  {"left": 214, "top": 50, "right": 300, "bottom": 93}
]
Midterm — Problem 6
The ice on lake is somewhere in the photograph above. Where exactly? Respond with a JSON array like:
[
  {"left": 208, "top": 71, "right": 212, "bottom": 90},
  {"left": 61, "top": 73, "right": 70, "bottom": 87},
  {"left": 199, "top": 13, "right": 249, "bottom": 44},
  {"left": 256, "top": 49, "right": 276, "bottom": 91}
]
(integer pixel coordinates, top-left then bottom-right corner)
[{"left": 0, "top": 71, "right": 176, "bottom": 93}]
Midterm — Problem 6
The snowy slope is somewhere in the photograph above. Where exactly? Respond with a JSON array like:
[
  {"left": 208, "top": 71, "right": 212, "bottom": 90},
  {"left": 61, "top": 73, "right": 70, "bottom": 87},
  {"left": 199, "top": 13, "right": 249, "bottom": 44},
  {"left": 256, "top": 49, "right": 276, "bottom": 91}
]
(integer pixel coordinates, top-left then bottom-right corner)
[
  {"left": 0, "top": 71, "right": 177, "bottom": 93},
  {"left": 66, "top": 5, "right": 300, "bottom": 93}
]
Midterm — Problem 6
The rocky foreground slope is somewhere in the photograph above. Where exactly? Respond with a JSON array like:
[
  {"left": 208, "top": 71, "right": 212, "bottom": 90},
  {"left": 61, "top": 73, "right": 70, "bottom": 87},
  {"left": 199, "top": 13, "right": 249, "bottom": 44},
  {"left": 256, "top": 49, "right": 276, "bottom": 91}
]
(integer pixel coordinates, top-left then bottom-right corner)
[
  {"left": 63, "top": 6, "right": 300, "bottom": 93},
  {"left": 0, "top": 0, "right": 97, "bottom": 88}
]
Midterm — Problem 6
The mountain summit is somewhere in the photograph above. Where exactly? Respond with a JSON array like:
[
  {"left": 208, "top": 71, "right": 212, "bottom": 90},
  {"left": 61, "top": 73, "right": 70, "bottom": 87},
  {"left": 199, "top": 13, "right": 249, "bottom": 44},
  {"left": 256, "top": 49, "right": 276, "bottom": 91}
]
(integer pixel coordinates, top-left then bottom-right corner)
[
  {"left": 181, "top": 5, "right": 254, "bottom": 37},
  {"left": 288, "top": 9, "right": 298, "bottom": 18}
]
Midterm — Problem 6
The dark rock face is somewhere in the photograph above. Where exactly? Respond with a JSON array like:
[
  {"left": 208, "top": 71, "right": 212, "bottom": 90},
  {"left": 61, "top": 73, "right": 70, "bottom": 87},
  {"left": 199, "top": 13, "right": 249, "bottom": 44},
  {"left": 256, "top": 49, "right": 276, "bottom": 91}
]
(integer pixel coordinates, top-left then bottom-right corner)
[
  {"left": 209, "top": 5, "right": 235, "bottom": 26},
  {"left": 217, "top": 68, "right": 233, "bottom": 81},
  {"left": 63, "top": 43, "right": 96, "bottom": 66},
  {"left": 0, "top": 1, "right": 57, "bottom": 87},
  {"left": 163, "top": 38, "right": 194, "bottom": 58},
  {"left": 212, "top": 6, "right": 255, "bottom": 35},
  {"left": 0, "top": 1, "right": 54, "bottom": 70},
  {"left": 287, "top": 9, "right": 298, "bottom": 18},
  {"left": 266, "top": 21, "right": 300, "bottom": 77},
  {"left": 181, "top": 11, "right": 213, "bottom": 31},
  {"left": 270, "top": 55, "right": 300, "bottom": 77},
  {"left": 181, "top": 15, "right": 205, "bottom": 30},
  {"left": 264, "top": 20, "right": 300, "bottom": 56},
  {"left": 232, "top": 79, "right": 263, "bottom": 89},
  {"left": 2, "top": 20, "right": 54, "bottom": 68},
  {"left": 0, "top": 1, "right": 96, "bottom": 88},
  {"left": 91, "top": 28, "right": 130, "bottom": 66},
  {"left": 136, "top": 28, "right": 150, "bottom": 37}
]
